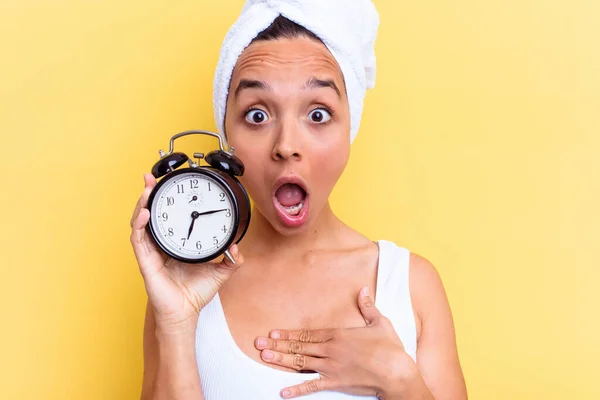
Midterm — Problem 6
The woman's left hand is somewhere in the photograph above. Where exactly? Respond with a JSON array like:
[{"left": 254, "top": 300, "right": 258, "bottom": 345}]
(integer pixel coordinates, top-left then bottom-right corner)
[{"left": 254, "top": 287, "right": 431, "bottom": 399}]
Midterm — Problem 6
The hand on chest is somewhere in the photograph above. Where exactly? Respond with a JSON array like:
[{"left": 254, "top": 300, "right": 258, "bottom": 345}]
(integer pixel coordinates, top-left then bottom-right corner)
[{"left": 219, "top": 253, "right": 378, "bottom": 372}]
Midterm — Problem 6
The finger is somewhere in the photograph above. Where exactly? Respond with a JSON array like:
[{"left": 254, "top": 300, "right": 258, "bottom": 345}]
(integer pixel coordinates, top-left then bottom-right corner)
[
  {"left": 255, "top": 337, "right": 326, "bottom": 357},
  {"left": 210, "top": 244, "right": 245, "bottom": 287},
  {"left": 357, "top": 286, "right": 382, "bottom": 326},
  {"left": 280, "top": 378, "right": 333, "bottom": 398},
  {"left": 130, "top": 204, "right": 165, "bottom": 278},
  {"left": 130, "top": 173, "right": 157, "bottom": 228},
  {"left": 130, "top": 174, "right": 155, "bottom": 226},
  {"left": 269, "top": 329, "right": 334, "bottom": 343},
  {"left": 143, "top": 172, "right": 157, "bottom": 189},
  {"left": 215, "top": 244, "right": 243, "bottom": 271},
  {"left": 261, "top": 350, "right": 326, "bottom": 373}
]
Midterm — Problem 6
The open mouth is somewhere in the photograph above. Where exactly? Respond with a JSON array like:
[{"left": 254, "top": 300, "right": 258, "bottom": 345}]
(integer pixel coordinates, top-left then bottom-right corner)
[
  {"left": 275, "top": 183, "right": 306, "bottom": 215},
  {"left": 272, "top": 178, "right": 309, "bottom": 227}
]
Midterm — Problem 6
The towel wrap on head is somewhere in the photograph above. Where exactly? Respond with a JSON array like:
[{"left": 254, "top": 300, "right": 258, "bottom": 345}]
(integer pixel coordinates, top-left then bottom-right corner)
[{"left": 212, "top": 0, "right": 380, "bottom": 145}]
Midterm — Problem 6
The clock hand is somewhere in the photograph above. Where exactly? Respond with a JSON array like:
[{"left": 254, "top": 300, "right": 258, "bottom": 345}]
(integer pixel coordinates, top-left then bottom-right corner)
[
  {"left": 195, "top": 208, "right": 228, "bottom": 217},
  {"left": 187, "top": 211, "right": 200, "bottom": 240},
  {"left": 189, "top": 195, "right": 198, "bottom": 203},
  {"left": 186, "top": 209, "right": 227, "bottom": 241}
]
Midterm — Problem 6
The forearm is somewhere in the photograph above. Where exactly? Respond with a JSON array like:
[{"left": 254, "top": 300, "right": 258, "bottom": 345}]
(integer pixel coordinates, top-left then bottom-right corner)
[
  {"left": 383, "top": 380, "right": 434, "bottom": 400},
  {"left": 382, "top": 358, "right": 435, "bottom": 400},
  {"left": 403, "top": 374, "right": 435, "bottom": 400},
  {"left": 152, "top": 327, "right": 204, "bottom": 400}
]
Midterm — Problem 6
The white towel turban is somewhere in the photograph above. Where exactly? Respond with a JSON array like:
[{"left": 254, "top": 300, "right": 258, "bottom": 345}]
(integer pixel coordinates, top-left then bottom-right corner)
[{"left": 212, "top": 0, "right": 380, "bottom": 145}]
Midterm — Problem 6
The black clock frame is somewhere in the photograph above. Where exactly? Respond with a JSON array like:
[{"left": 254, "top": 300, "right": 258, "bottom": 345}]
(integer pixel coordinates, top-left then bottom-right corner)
[{"left": 145, "top": 167, "right": 251, "bottom": 264}]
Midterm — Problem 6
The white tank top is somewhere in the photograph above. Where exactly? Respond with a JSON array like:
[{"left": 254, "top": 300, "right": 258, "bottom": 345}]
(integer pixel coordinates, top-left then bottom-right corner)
[{"left": 195, "top": 240, "right": 417, "bottom": 399}]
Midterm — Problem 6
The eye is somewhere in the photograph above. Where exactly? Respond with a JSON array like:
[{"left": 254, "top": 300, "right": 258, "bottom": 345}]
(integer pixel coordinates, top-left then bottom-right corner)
[
  {"left": 308, "top": 108, "right": 332, "bottom": 124},
  {"left": 245, "top": 109, "right": 268, "bottom": 124}
]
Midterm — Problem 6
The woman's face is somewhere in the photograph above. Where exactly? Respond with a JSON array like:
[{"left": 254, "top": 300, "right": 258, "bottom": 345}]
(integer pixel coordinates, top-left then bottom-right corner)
[{"left": 224, "top": 36, "right": 351, "bottom": 235}]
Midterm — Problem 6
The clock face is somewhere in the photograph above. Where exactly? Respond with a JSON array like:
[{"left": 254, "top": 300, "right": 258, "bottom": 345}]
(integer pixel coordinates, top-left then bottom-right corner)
[{"left": 149, "top": 171, "right": 236, "bottom": 261}]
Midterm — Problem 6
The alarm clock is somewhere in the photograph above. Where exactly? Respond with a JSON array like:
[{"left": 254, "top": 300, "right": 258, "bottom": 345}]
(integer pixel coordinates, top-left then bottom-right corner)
[{"left": 145, "top": 130, "right": 251, "bottom": 264}]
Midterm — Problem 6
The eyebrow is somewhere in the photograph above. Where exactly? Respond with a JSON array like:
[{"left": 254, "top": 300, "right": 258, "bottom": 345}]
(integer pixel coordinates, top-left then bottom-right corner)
[
  {"left": 302, "top": 77, "right": 341, "bottom": 98},
  {"left": 234, "top": 76, "right": 342, "bottom": 99},
  {"left": 234, "top": 79, "right": 272, "bottom": 98}
]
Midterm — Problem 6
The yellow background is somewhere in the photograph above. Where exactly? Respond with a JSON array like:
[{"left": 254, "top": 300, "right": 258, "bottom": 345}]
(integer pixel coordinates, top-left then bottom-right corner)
[{"left": 1, "top": 0, "right": 598, "bottom": 398}]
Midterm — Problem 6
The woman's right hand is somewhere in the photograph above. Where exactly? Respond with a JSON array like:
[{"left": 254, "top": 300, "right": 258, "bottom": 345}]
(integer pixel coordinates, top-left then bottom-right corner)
[{"left": 130, "top": 173, "right": 244, "bottom": 334}]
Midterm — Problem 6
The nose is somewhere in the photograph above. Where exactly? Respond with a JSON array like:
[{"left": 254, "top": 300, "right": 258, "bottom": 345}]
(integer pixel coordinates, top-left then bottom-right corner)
[{"left": 271, "top": 119, "right": 303, "bottom": 162}]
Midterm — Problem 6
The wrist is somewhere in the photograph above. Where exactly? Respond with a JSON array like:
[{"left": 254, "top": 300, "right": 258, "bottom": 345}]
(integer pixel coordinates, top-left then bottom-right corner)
[
  {"left": 156, "top": 327, "right": 195, "bottom": 342},
  {"left": 154, "top": 314, "right": 199, "bottom": 338}
]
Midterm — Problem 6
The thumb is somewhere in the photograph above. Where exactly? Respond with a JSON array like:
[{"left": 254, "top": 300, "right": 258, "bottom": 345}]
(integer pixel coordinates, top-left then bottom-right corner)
[{"left": 358, "top": 286, "right": 382, "bottom": 326}]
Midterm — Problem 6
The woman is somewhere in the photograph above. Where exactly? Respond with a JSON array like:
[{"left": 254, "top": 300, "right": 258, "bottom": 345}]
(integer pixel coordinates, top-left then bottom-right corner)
[{"left": 130, "top": 1, "right": 467, "bottom": 399}]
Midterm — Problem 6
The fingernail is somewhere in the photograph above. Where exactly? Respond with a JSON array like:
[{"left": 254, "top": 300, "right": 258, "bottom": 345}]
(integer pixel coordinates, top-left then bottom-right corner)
[
  {"left": 270, "top": 331, "right": 280, "bottom": 339},
  {"left": 281, "top": 389, "right": 292, "bottom": 398},
  {"left": 256, "top": 337, "right": 267, "bottom": 348},
  {"left": 361, "top": 286, "right": 369, "bottom": 296},
  {"left": 262, "top": 350, "right": 274, "bottom": 360}
]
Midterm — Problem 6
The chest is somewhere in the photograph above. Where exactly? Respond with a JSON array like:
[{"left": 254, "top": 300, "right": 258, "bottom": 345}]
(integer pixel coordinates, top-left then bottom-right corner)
[
  {"left": 196, "top": 295, "right": 379, "bottom": 400},
  {"left": 217, "top": 258, "right": 378, "bottom": 372}
]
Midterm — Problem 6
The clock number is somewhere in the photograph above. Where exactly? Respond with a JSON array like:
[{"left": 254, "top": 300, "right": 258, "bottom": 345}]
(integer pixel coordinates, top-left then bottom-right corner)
[
  {"left": 162, "top": 212, "right": 168, "bottom": 222},
  {"left": 196, "top": 241, "right": 202, "bottom": 250},
  {"left": 177, "top": 184, "right": 184, "bottom": 194},
  {"left": 181, "top": 238, "right": 187, "bottom": 247},
  {"left": 207, "top": 182, "right": 212, "bottom": 192},
  {"left": 213, "top": 236, "right": 218, "bottom": 246},
  {"left": 219, "top": 193, "right": 225, "bottom": 202},
  {"left": 225, "top": 209, "right": 231, "bottom": 217},
  {"left": 190, "top": 179, "right": 199, "bottom": 189},
  {"left": 222, "top": 225, "right": 227, "bottom": 234},
  {"left": 168, "top": 228, "right": 174, "bottom": 236},
  {"left": 166, "top": 197, "right": 174, "bottom": 206}
]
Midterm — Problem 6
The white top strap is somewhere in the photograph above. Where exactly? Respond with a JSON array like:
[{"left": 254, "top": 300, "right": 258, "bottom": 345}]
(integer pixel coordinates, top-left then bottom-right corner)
[{"left": 375, "top": 240, "right": 417, "bottom": 361}]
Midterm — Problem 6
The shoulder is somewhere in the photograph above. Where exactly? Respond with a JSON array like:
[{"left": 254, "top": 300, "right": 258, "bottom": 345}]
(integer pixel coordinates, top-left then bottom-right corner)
[
  {"left": 408, "top": 251, "right": 451, "bottom": 343},
  {"left": 409, "top": 252, "right": 444, "bottom": 293},
  {"left": 378, "top": 241, "right": 446, "bottom": 310},
  {"left": 380, "top": 241, "right": 448, "bottom": 341},
  {"left": 378, "top": 241, "right": 441, "bottom": 281},
  {"left": 378, "top": 240, "right": 441, "bottom": 284}
]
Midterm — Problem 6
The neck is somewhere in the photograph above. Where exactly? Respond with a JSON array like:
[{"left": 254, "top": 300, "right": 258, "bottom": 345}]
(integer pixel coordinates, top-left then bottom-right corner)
[{"left": 240, "top": 202, "right": 344, "bottom": 257}]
